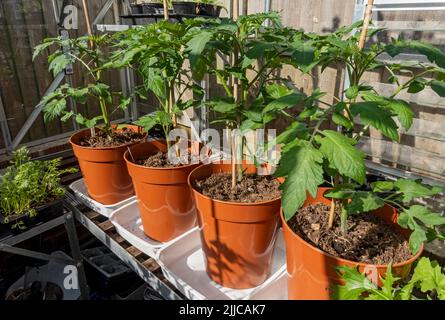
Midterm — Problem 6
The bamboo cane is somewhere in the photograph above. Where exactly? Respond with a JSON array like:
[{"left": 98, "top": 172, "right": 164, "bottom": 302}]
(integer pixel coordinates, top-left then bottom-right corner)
[
  {"left": 231, "top": 0, "right": 241, "bottom": 188},
  {"left": 81, "top": 0, "right": 94, "bottom": 47},
  {"left": 358, "top": 0, "right": 375, "bottom": 50},
  {"left": 163, "top": 0, "right": 169, "bottom": 21},
  {"left": 162, "top": 0, "right": 178, "bottom": 130},
  {"left": 330, "top": 0, "right": 375, "bottom": 229}
]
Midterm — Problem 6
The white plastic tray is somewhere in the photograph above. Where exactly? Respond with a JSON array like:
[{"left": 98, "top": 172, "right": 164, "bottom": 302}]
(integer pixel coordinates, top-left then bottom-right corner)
[
  {"left": 157, "top": 228, "right": 287, "bottom": 300},
  {"left": 69, "top": 178, "right": 136, "bottom": 218},
  {"left": 109, "top": 200, "right": 198, "bottom": 259}
]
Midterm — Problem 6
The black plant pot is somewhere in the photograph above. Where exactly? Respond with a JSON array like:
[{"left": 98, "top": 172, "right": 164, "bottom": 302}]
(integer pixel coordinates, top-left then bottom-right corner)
[
  {"left": 141, "top": 3, "right": 165, "bottom": 14},
  {"left": 172, "top": 2, "right": 222, "bottom": 17},
  {"left": 0, "top": 198, "right": 64, "bottom": 235},
  {"left": 130, "top": 4, "right": 142, "bottom": 14}
]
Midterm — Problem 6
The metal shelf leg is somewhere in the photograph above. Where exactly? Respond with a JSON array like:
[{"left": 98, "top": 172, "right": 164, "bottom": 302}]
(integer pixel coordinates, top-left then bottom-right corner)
[{"left": 64, "top": 212, "right": 90, "bottom": 300}]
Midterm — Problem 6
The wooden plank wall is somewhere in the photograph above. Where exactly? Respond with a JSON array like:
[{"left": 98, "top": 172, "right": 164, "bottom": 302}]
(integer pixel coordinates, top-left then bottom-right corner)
[
  {"left": 218, "top": 0, "right": 444, "bottom": 182},
  {"left": 0, "top": 0, "right": 124, "bottom": 150}
]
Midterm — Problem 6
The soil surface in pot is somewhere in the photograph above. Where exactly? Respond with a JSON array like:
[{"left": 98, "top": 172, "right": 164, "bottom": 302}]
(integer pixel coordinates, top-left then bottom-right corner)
[
  {"left": 79, "top": 128, "right": 145, "bottom": 148},
  {"left": 288, "top": 203, "right": 411, "bottom": 264},
  {"left": 193, "top": 173, "right": 281, "bottom": 203},
  {"left": 137, "top": 151, "right": 193, "bottom": 168}
]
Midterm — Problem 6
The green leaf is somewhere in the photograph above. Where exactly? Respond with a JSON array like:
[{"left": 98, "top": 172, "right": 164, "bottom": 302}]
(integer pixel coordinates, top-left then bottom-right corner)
[
  {"left": 89, "top": 83, "right": 111, "bottom": 100},
  {"left": 317, "top": 130, "right": 366, "bottom": 184},
  {"left": 409, "top": 257, "right": 445, "bottom": 299},
  {"left": 331, "top": 265, "right": 377, "bottom": 300},
  {"left": 394, "top": 179, "right": 442, "bottom": 203},
  {"left": 145, "top": 74, "right": 166, "bottom": 101},
  {"left": 207, "top": 98, "right": 237, "bottom": 113},
  {"left": 263, "top": 92, "right": 305, "bottom": 114},
  {"left": 48, "top": 54, "right": 71, "bottom": 77},
  {"left": 67, "top": 87, "right": 89, "bottom": 104},
  {"left": 350, "top": 101, "right": 400, "bottom": 142},
  {"left": 118, "top": 97, "right": 131, "bottom": 110},
  {"left": 384, "top": 99, "right": 414, "bottom": 130},
  {"left": 187, "top": 31, "right": 213, "bottom": 69},
  {"left": 33, "top": 41, "right": 54, "bottom": 61},
  {"left": 332, "top": 112, "right": 353, "bottom": 130},
  {"left": 246, "top": 41, "right": 274, "bottom": 59},
  {"left": 401, "top": 205, "right": 445, "bottom": 227},
  {"left": 376, "top": 264, "right": 399, "bottom": 300},
  {"left": 408, "top": 228, "right": 427, "bottom": 255},
  {"left": 360, "top": 93, "right": 414, "bottom": 130},
  {"left": 135, "top": 114, "right": 157, "bottom": 132},
  {"left": 275, "top": 142, "right": 324, "bottom": 220},
  {"left": 265, "top": 84, "right": 293, "bottom": 99},
  {"left": 43, "top": 99, "right": 67, "bottom": 122},
  {"left": 371, "top": 181, "right": 394, "bottom": 192},
  {"left": 345, "top": 85, "right": 359, "bottom": 100},
  {"left": 60, "top": 111, "right": 74, "bottom": 122},
  {"left": 239, "top": 119, "right": 263, "bottom": 133},
  {"left": 267, "top": 122, "right": 307, "bottom": 150},
  {"left": 408, "top": 79, "right": 426, "bottom": 94},
  {"left": 290, "top": 40, "right": 317, "bottom": 73},
  {"left": 324, "top": 184, "right": 356, "bottom": 200},
  {"left": 385, "top": 40, "right": 445, "bottom": 68},
  {"left": 346, "top": 191, "right": 385, "bottom": 215},
  {"left": 430, "top": 80, "right": 445, "bottom": 97},
  {"left": 398, "top": 205, "right": 445, "bottom": 254}
]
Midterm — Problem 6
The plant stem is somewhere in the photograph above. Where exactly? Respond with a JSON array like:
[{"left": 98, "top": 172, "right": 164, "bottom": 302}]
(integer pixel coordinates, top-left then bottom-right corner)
[{"left": 99, "top": 97, "right": 111, "bottom": 134}]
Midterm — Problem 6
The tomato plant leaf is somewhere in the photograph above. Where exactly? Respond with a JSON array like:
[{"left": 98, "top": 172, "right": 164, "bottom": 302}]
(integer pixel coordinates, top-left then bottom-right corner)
[
  {"left": 317, "top": 130, "right": 366, "bottom": 184},
  {"left": 394, "top": 179, "right": 442, "bottom": 203},
  {"left": 275, "top": 142, "right": 324, "bottom": 220},
  {"left": 350, "top": 101, "right": 400, "bottom": 142}
]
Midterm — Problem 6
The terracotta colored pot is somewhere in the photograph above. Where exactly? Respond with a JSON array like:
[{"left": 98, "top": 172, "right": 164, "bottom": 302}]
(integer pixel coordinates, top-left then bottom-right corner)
[
  {"left": 124, "top": 140, "right": 199, "bottom": 243},
  {"left": 188, "top": 163, "right": 281, "bottom": 289},
  {"left": 70, "top": 125, "right": 146, "bottom": 205},
  {"left": 282, "top": 187, "right": 424, "bottom": 300}
]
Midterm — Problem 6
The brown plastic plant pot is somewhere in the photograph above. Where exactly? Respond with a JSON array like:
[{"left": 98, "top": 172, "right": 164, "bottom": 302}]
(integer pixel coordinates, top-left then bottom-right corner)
[
  {"left": 188, "top": 162, "right": 282, "bottom": 290},
  {"left": 124, "top": 140, "right": 200, "bottom": 243},
  {"left": 70, "top": 125, "right": 146, "bottom": 205},
  {"left": 281, "top": 187, "right": 424, "bottom": 300}
]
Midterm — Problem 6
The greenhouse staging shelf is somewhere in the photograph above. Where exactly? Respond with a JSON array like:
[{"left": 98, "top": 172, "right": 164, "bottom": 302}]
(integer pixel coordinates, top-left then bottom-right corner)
[
  {"left": 67, "top": 192, "right": 287, "bottom": 300},
  {"left": 109, "top": 200, "right": 198, "bottom": 259},
  {"left": 70, "top": 179, "right": 137, "bottom": 218},
  {"left": 65, "top": 193, "right": 185, "bottom": 300}
]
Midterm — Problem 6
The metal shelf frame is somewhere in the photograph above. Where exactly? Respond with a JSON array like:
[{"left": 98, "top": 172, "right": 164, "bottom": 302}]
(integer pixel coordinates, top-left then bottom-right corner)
[
  {"left": 63, "top": 195, "right": 183, "bottom": 300},
  {"left": 0, "top": 200, "right": 90, "bottom": 300}
]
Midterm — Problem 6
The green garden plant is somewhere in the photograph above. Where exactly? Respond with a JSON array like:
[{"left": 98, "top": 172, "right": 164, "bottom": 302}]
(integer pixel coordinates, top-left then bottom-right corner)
[
  {"left": 333, "top": 257, "right": 445, "bottom": 300},
  {"left": 111, "top": 20, "right": 204, "bottom": 152},
  {"left": 186, "top": 12, "right": 320, "bottom": 188},
  {"left": 275, "top": 21, "right": 445, "bottom": 255},
  {"left": 33, "top": 34, "right": 132, "bottom": 138},
  {"left": 0, "top": 147, "right": 76, "bottom": 229}
]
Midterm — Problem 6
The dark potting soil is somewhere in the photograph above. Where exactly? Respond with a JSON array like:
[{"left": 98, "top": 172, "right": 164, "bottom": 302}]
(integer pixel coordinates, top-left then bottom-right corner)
[
  {"left": 138, "top": 151, "right": 192, "bottom": 168},
  {"left": 79, "top": 128, "right": 145, "bottom": 148},
  {"left": 193, "top": 173, "right": 281, "bottom": 203},
  {"left": 288, "top": 203, "right": 411, "bottom": 265}
]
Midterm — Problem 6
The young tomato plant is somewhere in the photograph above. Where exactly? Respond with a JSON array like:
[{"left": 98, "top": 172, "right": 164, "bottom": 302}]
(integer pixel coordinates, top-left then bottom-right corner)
[
  {"left": 276, "top": 21, "right": 445, "bottom": 254},
  {"left": 111, "top": 20, "right": 204, "bottom": 152},
  {"left": 186, "top": 12, "right": 320, "bottom": 188},
  {"left": 333, "top": 257, "right": 445, "bottom": 300},
  {"left": 34, "top": 35, "right": 132, "bottom": 138}
]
